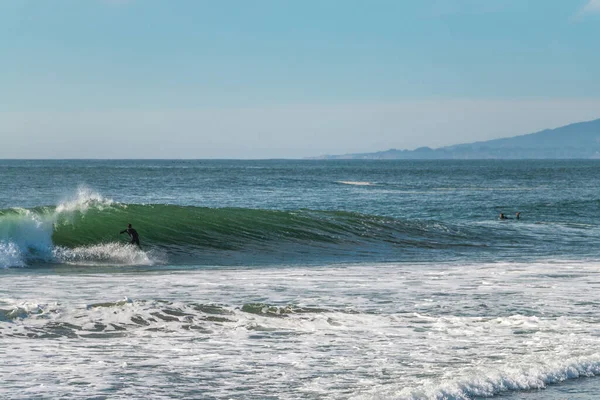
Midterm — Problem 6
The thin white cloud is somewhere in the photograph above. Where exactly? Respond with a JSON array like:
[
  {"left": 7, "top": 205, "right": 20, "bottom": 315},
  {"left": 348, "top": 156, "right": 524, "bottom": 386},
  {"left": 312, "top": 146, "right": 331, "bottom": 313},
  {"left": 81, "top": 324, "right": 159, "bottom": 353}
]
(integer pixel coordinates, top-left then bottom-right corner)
[{"left": 581, "top": 0, "right": 600, "bottom": 14}]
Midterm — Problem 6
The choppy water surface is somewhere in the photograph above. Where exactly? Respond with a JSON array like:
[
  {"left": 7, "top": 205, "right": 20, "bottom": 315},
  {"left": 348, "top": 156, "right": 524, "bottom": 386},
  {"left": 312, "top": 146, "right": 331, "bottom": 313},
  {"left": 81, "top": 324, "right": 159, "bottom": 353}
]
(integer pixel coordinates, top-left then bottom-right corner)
[{"left": 1, "top": 160, "right": 600, "bottom": 399}]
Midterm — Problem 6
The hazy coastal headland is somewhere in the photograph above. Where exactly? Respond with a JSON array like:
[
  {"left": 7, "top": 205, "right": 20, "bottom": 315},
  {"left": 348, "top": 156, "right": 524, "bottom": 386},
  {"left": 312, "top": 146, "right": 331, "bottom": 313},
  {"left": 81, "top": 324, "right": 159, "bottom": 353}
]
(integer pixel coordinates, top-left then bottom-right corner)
[{"left": 312, "top": 118, "right": 600, "bottom": 160}]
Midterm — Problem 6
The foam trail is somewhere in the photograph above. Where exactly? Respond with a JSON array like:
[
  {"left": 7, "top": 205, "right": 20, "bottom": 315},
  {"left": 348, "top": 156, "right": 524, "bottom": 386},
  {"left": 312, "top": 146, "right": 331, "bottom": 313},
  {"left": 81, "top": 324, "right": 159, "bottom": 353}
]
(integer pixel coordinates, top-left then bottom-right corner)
[{"left": 53, "top": 243, "right": 160, "bottom": 266}]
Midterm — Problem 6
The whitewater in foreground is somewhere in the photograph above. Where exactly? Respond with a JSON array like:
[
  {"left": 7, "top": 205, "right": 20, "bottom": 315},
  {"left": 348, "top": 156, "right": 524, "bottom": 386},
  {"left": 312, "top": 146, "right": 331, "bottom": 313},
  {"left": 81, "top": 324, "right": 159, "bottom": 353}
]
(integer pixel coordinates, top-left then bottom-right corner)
[{"left": 3, "top": 261, "right": 600, "bottom": 399}]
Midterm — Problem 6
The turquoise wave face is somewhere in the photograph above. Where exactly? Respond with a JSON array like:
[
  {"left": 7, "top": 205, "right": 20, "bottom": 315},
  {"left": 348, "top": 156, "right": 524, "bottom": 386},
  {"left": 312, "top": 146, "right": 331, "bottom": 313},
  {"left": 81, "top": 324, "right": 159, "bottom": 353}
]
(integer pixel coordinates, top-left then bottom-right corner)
[
  {"left": 49, "top": 205, "right": 464, "bottom": 247},
  {"left": 49, "top": 204, "right": 485, "bottom": 260}
]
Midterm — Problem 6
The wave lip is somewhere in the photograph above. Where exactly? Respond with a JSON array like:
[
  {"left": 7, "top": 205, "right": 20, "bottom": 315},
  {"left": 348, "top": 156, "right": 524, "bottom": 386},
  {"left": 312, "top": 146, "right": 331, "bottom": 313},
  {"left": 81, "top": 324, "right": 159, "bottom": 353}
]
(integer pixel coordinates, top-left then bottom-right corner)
[{"left": 55, "top": 187, "right": 114, "bottom": 214}]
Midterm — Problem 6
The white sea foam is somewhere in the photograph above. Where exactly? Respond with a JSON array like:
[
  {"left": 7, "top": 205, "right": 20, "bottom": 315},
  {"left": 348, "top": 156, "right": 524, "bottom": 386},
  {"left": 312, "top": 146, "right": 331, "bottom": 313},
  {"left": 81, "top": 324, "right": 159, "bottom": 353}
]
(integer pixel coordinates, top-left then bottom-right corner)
[
  {"left": 2, "top": 261, "right": 600, "bottom": 398},
  {"left": 53, "top": 243, "right": 161, "bottom": 266},
  {"left": 388, "top": 356, "right": 600, "bottom": 399}
]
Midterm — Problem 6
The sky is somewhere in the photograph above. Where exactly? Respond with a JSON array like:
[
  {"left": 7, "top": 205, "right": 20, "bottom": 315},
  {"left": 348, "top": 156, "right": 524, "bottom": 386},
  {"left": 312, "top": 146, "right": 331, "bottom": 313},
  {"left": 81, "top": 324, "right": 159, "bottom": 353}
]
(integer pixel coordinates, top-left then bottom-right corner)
[{"left": 1, "top": 0, "right": 599, "bottom": 159}]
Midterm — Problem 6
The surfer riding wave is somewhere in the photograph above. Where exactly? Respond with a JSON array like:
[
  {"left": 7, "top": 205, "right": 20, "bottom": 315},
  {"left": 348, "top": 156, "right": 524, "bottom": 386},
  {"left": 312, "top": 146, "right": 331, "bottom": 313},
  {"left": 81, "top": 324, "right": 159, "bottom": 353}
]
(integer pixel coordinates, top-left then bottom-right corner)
[{"left": 120, "top": 224, "right": 141, "bottom": 248}]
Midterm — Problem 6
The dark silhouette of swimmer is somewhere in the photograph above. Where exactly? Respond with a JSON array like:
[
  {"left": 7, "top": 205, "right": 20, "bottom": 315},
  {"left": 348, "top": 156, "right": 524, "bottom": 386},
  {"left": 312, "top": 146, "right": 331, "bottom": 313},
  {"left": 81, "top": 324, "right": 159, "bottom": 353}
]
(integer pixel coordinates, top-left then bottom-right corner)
[
  {"left": 500, "top": 212, "right": 520, "bottom": 220},
  {"left": 120, "top": 224, "right": 140, "bottom": 247}
]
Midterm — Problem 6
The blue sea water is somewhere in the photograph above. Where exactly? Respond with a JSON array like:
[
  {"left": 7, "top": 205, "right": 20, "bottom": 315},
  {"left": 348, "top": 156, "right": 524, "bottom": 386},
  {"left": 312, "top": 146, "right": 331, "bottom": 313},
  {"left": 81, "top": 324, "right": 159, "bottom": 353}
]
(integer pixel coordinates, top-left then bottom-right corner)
[{"left": 1, "top": 160, "right": 599, "bottom": 399}]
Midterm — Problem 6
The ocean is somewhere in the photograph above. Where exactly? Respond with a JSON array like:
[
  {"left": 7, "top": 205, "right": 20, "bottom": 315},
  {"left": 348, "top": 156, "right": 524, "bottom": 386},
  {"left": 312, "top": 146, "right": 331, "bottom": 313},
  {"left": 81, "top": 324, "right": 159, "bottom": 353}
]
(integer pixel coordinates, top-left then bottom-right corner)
[{"left": 1, "top": 159, "right": 599, "bottom": 399}]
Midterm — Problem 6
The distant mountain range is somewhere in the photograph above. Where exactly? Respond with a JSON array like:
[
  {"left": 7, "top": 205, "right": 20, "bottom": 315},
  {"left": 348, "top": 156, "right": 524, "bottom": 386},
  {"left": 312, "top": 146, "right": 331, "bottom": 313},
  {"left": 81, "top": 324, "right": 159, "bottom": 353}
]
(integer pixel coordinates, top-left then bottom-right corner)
[{"left": 311, "top": 118, "right": 600, "bottom": 159}]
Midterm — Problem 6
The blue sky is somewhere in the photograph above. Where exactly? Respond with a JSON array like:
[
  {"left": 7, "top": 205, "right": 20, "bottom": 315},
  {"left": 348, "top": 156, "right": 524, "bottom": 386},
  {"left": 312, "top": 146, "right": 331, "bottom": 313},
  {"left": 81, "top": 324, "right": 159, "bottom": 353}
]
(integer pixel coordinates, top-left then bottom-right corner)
[{"left": 1, "top": 0, "right": 600, "bottom": 158}]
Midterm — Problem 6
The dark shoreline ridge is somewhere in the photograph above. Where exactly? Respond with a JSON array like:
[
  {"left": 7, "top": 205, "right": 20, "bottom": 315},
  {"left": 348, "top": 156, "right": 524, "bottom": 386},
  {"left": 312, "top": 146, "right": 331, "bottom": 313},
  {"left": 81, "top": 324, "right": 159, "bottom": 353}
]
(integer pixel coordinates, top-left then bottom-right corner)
[{"left": 311, "top": 118, "right": 600, "bottom": 160}]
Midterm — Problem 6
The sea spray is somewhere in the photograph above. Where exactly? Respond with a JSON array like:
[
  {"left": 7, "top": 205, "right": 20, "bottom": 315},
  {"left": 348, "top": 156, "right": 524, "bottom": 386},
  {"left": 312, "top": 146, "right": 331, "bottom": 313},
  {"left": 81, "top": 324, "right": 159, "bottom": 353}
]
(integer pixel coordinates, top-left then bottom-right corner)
[
  {"left": 52, "top": 243, "right": 160, "bottom": 266},
  {"left": 0, "top": 241, "right": 25, "bottom": 268}
]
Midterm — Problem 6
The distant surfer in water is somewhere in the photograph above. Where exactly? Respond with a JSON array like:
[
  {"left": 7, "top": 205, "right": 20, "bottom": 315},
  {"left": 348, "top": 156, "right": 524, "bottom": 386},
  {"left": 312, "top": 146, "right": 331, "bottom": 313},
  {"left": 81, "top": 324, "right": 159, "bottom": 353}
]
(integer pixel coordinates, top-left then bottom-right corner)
[
  {"left": 120, "top": 224, "right": 141, "bottom": 248},
  {"left": 499, "top": 212, "right": 521, "bottom": 220}
]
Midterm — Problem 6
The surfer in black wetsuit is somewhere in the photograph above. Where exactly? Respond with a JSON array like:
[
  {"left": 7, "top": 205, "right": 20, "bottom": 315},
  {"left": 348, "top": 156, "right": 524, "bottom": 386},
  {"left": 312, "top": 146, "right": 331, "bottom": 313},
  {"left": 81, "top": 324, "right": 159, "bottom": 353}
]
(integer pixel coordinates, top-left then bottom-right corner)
[{"left": 120, "top": 224, "right": 141, "bottom": 248}]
